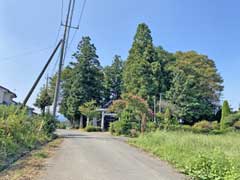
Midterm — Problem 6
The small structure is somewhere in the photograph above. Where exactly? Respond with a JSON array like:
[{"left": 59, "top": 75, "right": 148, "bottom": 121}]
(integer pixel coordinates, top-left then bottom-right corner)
[
  {"left": 0, "top": 85, "right": 17, "bottom": 105},
  {"left": 97, "top": 108, "right": 117, "bottom": 130}
]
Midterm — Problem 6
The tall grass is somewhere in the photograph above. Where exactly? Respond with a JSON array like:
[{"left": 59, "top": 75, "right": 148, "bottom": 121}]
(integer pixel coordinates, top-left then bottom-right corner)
[
  {"left": 129, "top": 131, "right": 240, "bottom": 179},
  {"left": 0, "top": 105, "right": 52, "bottom": 171}
]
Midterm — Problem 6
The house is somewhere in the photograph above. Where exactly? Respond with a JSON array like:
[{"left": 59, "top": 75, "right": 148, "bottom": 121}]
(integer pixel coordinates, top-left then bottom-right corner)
[{"left": 0, "top": 85, "right": 17, "bottom": 105}]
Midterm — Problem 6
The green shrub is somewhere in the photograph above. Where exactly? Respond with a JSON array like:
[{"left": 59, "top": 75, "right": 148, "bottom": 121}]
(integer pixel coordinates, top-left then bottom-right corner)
[
  {"left": 85, "top": 126, "right": 101, "bottom": 132},
  {"left": 233, "top": 121, "right": 240, "bottom": 130},
  {"left": 0, "top": 105, "right": 52, "bottom": 170},
  {"left": 42, "top": 113, "right": 56, "bottom": 135},
  {"left": 212, "top": 121, "right": 220, "bottom": 130},
  {"left": 193, "top": 120, "right": 213, "bottom": 133},
  {"left": 224, "top": 113, "right": 240, "bottom": 127},
  {"left": 146, "top": 122, "right": 157, "bottom": 132},
  {"left": 56, "top": 121, "right": 67, "bottom": 129},
  {"left": 109, "top": 120, "right": 131, "bottom": 136}
]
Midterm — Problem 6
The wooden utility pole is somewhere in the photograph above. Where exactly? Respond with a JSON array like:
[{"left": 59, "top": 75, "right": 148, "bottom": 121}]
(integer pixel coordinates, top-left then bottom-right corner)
[
  {"left": 22, "top": 40, "right": 62, "bottom": 106},
  {"left": 52, "top": 0, "right": 74, "bottom": 117}
]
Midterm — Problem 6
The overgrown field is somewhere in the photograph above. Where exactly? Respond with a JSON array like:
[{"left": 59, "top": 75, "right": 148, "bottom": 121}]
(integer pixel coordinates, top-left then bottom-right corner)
[
  {"left": 129, "top": 131, "right": 240, "bottom": 180},
  {"left": 0, "top": 105, "right": 55, "bottom": 171}
]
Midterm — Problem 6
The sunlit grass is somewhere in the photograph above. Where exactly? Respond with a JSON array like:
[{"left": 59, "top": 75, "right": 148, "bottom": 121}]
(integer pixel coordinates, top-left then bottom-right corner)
[{"left": 129, "top": 131, "right": 240, "bottom": 179}]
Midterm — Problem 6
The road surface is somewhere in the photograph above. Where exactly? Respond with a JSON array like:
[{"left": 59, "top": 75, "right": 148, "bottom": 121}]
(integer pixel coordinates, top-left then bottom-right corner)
[{"left": 39, "top": 129, "right": 186, "bottom": 180}]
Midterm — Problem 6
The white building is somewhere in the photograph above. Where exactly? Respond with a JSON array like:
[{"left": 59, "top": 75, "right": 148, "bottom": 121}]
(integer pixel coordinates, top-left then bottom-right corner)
[{"left": 0, "top": 85, "right": 17, "bottom": 105}]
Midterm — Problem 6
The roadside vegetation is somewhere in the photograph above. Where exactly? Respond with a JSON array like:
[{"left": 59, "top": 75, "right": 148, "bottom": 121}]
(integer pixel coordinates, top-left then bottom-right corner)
[
  {"left": 0, "top": 105, "right": 56, "bottom": 171},
  {"left": 129, "top": 131, "right": 240, "bottom": 179},
  {"left": 31, "top": 22, "right": 239, "bottom": 179}
]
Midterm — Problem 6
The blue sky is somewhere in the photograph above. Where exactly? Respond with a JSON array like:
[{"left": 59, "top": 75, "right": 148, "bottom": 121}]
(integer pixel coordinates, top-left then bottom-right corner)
[{"left": 0, "top": 0, "right": 239, "bottom": 111}]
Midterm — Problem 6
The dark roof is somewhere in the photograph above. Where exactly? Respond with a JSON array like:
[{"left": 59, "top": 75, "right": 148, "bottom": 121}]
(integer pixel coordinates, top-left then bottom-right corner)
[{"left": 0, "top": 85, "right": 17, "bottom": 98}]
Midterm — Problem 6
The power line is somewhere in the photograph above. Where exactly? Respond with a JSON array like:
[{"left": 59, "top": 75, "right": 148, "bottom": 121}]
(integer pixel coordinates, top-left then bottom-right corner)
[
  {"left": 53, "top": 0, "right": 74, "bottom": 117},
  {"left": 0, "top": 47, "right": 52, "bottom": 63},
  {"left": 68, "top": 0, "right": 87, "bottom": 50},
  {"left": 63, "top": 0, "right": 76, "bottom": 63},
  {"left": 61, "top": 0, "right": 64, "bottom": 24}
]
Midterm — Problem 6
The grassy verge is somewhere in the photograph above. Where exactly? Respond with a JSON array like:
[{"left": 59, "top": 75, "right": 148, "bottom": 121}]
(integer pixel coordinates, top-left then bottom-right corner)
[
  {"left": 0, "top": 138, "right": 63, "bottom": 180},
  {"left": 129, "top": 131, "right": 240, "bottom": 179}
]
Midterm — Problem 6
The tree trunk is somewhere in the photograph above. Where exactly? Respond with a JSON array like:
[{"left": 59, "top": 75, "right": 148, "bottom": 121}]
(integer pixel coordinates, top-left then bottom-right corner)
[
  {"left": 141, "top": 113, "right": 147, "bottom": 134},
  {"left": 87, "top": 117, "right": 90, "bottom": 127},
  {"left": 80, "top": 115, "right": 83, "bottom": 129}
]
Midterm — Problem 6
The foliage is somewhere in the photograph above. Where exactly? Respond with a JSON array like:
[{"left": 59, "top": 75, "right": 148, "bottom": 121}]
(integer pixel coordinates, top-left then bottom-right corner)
[
  {"left": 109, "top": 120, "right": 133, "bottom": 136},
  {"left": 103, "top": 55, "right": 123, "bottom": 103},
  {"left": 85, "top": 126, "right": 101, "bottom": 132},
  {"left": 56, "top": 121, "right": 67, "bottom": 129},
  {"left": 164, "top": 107, "right": 171, "bottom": 129},
  {"left": 145, "top": 122, "right": 157, "bottom": 132},
  {"left": 109, "top": 94, "right": 152, "bottom": 134},
  {"left": 233, "top": 121, "right": 240, "bottom": 130},
  {"left": 220, "top": 100, "right": 231, "bottom": 130},
  {"left": 41, "top": 113, "right": 56, "bottom": 135},
  {"left": 193, "top": 120, "right": 214, "bottom": 133},
  {"left": 34, "top": 84, "right": 52, "bottom": 115},
  {"left": 122, "top": 23, "right": 156, "bottom": 100},
  {"left": 60, "top": 36, "right": 103, "bottom": 127},
  {"left": 0, "top": 106, "right": 51, "bottom": 170},
  {"left": 130, "top": 131, "right": 240, "bottom": 179},
  {"left": 166, "top": 51, "right": 223, "bottom": 124},
  {"left": 79, "top": 100, "right": 99, "bottom": 126},
  {"left": 224, "top": 113, "right": 240, "bottom": 127}
]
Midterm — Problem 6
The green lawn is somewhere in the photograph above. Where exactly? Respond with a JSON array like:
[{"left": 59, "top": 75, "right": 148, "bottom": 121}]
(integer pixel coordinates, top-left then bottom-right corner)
[{"left": 129, "top": 131, "right": 240, "bottom": 180}]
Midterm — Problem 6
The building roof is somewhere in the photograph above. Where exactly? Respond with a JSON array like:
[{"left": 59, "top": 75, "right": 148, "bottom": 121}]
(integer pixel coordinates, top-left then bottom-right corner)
[{"left": 0, "top": 85, "right": 17, "bottom": 98}]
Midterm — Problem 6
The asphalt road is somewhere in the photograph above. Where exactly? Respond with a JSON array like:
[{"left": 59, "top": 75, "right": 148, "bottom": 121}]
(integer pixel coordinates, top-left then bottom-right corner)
[{"left": 39, "top": 129, "right": 186, "bottom": 180}]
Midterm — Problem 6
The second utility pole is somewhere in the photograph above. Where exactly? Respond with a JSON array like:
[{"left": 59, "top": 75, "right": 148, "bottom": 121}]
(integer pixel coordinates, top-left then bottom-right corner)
[{"left": 52, "top": 0, "right": 73, "bottom": 118}]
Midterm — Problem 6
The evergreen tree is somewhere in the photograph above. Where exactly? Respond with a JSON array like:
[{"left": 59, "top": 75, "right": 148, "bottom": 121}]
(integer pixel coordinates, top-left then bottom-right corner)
[
  {"left": 123, "top": 23, "right": 156, "bottom": 100},
  {"left": 103, "top": 55, "right": 123, "bottom": 103},
  {"left": 60, "top": 36, "right": 103, "bottom": 127},
  {"left": 220, "top": 100, "right": 231, "bottom": 130}
]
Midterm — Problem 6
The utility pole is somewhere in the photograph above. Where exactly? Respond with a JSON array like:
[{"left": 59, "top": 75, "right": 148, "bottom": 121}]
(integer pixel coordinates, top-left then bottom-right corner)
[
  {"left": 52, "top": 0, "right": 74, "bottom": 117},
  {"left": 22, "top": 40, "right": 62, "bottom": 106}
]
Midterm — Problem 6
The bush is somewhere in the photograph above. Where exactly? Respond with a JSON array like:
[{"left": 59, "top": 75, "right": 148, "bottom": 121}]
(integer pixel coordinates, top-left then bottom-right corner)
[
  {"left": 0, "top": 105, "right": 53, "bottom": 170},
  {"left": 56, "top": 121, "right": 67, "bottom": 129},
  {"left": 224, "top": 113, "right": 240, "bottom": 127},
  {"left": 146, "top": 122, "right": 157, "bottom": 132},
  {"left": 193, "top": 120, "right": 213, "bottom": 133},
  {"left": 233, "top": 121, "right": 240, "bottom": 130},
  {"left": 110, "top": 120, "right": 135, "bottom": 136},
  {"left": 212, "top": 121, "right": 220, "bottom": 130},
  {"left": 85, "top": 126, "right": 101, "bottom": 132},
  {"left": 41, "top": 113, "right": 56, "bottom": 135}
]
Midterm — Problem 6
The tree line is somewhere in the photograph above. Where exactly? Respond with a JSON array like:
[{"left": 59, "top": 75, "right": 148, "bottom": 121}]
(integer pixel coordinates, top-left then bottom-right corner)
[{"left": 35, "top": 23, "right": 223, "bottom": 127}]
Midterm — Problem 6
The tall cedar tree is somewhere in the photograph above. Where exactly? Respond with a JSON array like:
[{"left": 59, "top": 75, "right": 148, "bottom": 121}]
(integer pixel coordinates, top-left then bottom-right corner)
[
  {"left": 123, "top": 23, "right": 157, "bottom": 101},
  {"left": 166, "top": 51, "right": 223, "bottom": 124},
  {"left": 62, "top": 36, "right": 103, "bottom": 126},
  {"left": 220, "top": 100, "right": 231, "bottom": 130},
  {"left": 103, "top": 55, "right": 123, "bottom": 103}
]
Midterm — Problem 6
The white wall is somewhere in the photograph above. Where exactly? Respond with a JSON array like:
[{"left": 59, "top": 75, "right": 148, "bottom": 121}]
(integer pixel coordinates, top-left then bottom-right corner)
[
  {"left": 0, "top": 88, "right": 15, "bottom": 105},
  {"left": 0, "top": 89, "right": 4, "bottom": 104}
]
